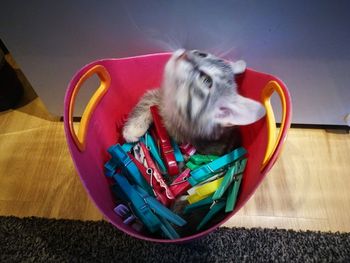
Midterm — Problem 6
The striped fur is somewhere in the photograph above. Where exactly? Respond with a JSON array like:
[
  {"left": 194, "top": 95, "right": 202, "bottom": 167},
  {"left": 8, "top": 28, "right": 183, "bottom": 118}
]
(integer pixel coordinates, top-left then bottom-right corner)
[{"left": 123, "top": 49, "right": 265, "bottom": 155}]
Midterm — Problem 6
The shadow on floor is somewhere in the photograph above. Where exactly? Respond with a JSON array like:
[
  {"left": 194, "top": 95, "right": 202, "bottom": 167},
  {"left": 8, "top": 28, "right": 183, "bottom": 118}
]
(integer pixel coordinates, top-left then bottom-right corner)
[{"left": 0, "top": 40, "right": 58, "bottom": 121}]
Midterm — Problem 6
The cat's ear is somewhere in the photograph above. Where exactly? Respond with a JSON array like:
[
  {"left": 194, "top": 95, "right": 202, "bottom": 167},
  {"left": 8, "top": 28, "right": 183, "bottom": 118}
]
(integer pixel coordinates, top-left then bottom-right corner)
[
  {"left": 231, "top": 60, "right": 246, "bottom": 74},
  {"left": 214, "top": 95, "right": 265, "bottom": 127}
]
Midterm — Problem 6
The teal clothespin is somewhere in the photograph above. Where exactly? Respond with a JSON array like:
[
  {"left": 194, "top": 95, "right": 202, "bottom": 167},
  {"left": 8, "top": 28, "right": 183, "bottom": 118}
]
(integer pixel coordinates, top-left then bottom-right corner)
[
  {"left": 225, "top": 159, "right": 247, "bottom": 212},
  {"left": 188, "top": 147, "right": 247, "bottom": 186},
  {"left": 140, "top": 132, "right": 167, "bottom": 174},
  {"left": 113, "top": 175, "right": 186, "bottom": 239},
  {"left": 158, "top": 216, "right": 180, "bottom": 240},
  {"left": 183, "top": 194, "right": 226, "bottom": 231},
  {"left": 104, "top": 159, "right": 118, "bottom": 177},
  {"left": 189, "top": 154, "right": 219, "bottom": 165},
  {"left": 121, "top": 142, "right": 136, "bottom": 152},
  {"left": 108, "top": 144, "right": 153, "bottom": 195},
  {"left": 135, "top": 186, "right": 186, "bottom": 227},
  {"left": 184, "top": 195, "right": 214, "bottom": 214},
  {"left": 112, "top": 174, "right": 161, "bottom": 233},
  {"left": 135, "top": 186, "right": 186, "bottom": 239},
  {"left": 171, "top": 139, "right": 184, "bottom": 163}
]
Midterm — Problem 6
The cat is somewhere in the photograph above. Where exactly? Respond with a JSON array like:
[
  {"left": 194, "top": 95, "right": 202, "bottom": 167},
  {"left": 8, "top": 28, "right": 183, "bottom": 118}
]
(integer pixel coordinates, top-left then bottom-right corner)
[{"left": 122, "top": 49, "right": 265, "bottom": 155}]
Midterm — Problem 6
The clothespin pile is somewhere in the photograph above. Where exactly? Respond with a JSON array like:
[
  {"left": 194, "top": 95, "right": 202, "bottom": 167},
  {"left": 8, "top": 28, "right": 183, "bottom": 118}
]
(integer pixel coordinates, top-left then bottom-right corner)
[{"left": 104, "top": 105, "right": 248, "bottom": 239}]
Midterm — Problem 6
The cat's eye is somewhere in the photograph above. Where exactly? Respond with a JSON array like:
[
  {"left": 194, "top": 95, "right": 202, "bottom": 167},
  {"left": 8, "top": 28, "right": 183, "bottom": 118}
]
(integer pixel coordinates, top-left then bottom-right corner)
[
  {"left": 193, "top": 50, "right": 207, "bottom": 58},
  {"left": 199, "top": 71, "right": 213, "bottom": 88}
]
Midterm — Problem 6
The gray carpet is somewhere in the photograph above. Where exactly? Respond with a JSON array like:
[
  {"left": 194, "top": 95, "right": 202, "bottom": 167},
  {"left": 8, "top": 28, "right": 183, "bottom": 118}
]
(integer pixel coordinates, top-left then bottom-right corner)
[{"left": 1, "top": 216, "right": 349, "bottom": 262}]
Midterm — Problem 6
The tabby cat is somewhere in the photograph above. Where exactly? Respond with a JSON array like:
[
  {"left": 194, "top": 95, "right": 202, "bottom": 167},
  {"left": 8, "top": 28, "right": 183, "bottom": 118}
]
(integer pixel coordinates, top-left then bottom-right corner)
[{"left": 122, "top": 49, "right": 265, "bottom": 155}]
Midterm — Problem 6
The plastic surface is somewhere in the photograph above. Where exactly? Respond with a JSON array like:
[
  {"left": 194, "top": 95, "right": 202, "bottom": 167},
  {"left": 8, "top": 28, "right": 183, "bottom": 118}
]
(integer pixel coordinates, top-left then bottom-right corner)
[
  {"left": 64, "top": 52, "right": 292, "bottom": 243},
  {"left": 68, "top": 65, "right": 111, "bottom": 151},
  {"left": 261, "top": 80, "right": 288, "bottom": 169}
]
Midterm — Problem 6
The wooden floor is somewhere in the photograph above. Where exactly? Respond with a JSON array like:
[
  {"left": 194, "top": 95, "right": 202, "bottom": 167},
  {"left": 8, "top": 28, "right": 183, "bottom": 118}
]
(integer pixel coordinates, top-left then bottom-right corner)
[{"left": 0, "top": 97, "right": 350, "bottom": 233}]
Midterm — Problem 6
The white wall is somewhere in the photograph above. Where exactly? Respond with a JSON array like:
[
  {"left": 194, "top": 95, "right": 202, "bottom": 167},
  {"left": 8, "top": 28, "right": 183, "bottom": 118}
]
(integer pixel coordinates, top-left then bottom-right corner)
[{"left": 1, "top": 0, "right": 349, "bottom": 125}]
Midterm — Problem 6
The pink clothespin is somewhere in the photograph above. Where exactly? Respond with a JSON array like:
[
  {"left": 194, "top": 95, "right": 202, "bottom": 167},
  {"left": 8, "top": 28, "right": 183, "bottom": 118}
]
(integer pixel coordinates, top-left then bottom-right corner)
[
  {"left": 169, "top": 168, "right": 192, "bottom": 198},
  {"left": 150, "top": 105, "right": 179, "bottom": 176}
]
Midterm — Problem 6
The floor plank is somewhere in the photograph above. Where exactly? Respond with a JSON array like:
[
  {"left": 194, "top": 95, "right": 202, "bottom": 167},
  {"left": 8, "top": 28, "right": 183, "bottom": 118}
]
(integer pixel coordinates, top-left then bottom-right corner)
[{"left": 0, "top": 98, "right": 349, "bottom": 232}]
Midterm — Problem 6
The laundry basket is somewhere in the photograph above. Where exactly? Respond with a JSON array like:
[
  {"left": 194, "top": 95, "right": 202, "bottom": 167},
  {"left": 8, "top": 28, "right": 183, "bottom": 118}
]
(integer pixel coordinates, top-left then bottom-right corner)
[{"left": 64, "top": 52, "right": 292, "bottom": 243}]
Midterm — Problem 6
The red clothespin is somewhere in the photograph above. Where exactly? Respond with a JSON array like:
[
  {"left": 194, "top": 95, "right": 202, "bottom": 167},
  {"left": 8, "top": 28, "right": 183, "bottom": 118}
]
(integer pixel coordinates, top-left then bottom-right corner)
[
  {"left": 179, "top": 143, "right": 196, "bottom": 157},
  {"left": 127, "top": 152, "right": 169, "bottom": 206},
  {"left": 150, "top": 105, "right": 179, "bottom": 176},
  {"left": 136, "top": 142, "right": 175, "bottom": 206},
  {"left": 169, "top": 168, "right": 192, "bottom": 198}
]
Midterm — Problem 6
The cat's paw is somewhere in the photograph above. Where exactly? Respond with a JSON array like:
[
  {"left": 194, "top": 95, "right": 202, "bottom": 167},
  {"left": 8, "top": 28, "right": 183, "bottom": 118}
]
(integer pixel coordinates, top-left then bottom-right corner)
[{"left": 122, "top": 124, "right": 147, "bottom": 142}]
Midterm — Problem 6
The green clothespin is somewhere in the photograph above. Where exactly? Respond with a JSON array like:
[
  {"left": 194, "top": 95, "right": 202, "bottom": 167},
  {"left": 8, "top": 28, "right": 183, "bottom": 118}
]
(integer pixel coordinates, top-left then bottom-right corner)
[
  {"left": 212, "top": 165, "right": 237, "bottom": 201},
  {"left": 184, "top": 195, "right": 214, "bottom": 214},
  {"left": 197, "top": 201, "right": 226, "bottom": 231},
  {"left": 225, "top": 159, "right": 247, "bottom": 212},
  {"left": 225, "top": 174, "right": 243, "bottom": 212},
  {"left": 186, "top": 153, "right": 221, "bottom": 170},
  {"left": 185, "top": 161, "right": 202, "bottom": 170},
  {"left": 212, "top": 159, "right": 247, "bottom": 200},
  {"left": 189, "top": 154, "right": 219, "bottom": 165},
  {"left": 183, "top": 194, "right": 226, "bottom": 231}
]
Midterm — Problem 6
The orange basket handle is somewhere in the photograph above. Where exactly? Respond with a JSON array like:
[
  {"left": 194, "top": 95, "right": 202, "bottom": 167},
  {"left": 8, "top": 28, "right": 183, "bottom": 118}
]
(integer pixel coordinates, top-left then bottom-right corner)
[
  {"left": 261, "top": 80, "right": 289, "bottom": 171},
  {"left": 68, "top": 65, "right": 111, "bottom": 151}
]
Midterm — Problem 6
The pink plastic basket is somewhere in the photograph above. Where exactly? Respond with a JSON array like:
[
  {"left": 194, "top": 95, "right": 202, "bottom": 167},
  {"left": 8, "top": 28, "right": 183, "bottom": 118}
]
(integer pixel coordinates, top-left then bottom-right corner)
[{"left": 64, "top": 52, "right": 292, "bottom": 243}]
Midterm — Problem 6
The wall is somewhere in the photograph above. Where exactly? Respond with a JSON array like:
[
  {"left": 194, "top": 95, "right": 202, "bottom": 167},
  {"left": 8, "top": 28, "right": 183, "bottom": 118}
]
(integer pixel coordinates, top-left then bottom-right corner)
[{"left": 1, "top": 0, "right": 349, "bottom": 125}]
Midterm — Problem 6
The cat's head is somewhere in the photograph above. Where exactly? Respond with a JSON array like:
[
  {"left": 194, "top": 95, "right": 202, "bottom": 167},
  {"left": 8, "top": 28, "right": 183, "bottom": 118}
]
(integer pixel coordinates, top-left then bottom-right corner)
[{"left": 162, "top": 49, "right": 265, "bottom": 137}]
